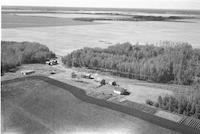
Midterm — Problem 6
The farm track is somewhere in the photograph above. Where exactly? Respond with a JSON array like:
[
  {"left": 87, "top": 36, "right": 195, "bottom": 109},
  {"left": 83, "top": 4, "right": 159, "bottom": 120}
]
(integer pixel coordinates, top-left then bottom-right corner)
[{"left": 1, "top": 75, "right": 200, "bottom": 134}]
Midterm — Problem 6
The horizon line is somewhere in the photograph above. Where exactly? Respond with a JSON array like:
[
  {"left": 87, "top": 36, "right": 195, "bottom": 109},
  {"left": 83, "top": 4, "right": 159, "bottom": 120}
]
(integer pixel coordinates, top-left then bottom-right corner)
[{"left": 2, "top": 5, "right": 200, "bottom": 11}]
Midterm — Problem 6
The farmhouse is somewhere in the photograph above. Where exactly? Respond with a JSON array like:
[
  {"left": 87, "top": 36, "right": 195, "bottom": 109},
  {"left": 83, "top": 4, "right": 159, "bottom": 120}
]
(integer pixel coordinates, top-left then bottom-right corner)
[
  {"left": 21, "top": 70, "right": 35, "bottom": 75},
  {"left": 113, "top": 87, "right": 127, "bottom": 95}
]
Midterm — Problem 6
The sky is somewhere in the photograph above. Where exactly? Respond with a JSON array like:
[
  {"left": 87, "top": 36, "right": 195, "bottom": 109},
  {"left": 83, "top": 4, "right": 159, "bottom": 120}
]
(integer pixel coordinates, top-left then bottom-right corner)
[{"left": 2, "top": 0, "right": 200, "bottom": 10}]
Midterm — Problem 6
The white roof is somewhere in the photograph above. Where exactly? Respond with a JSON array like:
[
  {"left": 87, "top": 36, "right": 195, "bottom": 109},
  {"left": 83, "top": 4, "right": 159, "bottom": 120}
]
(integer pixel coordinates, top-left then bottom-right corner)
[{"left": 21, "top": 70, "right": 34, "bottom": 73}]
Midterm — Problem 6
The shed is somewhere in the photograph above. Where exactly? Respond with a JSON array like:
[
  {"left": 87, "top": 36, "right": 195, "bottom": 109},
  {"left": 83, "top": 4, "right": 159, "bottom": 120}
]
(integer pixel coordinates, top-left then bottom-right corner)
[
  {"left": 90, "top": 73, "right": 98, "bottom": 79},
  {"left": 85, "top": 73, "right": 93, "bottom": 79},
  {"left": 108, "top": 80, "right": 117, "bottom": 86},
  {"left": 46, "top": 58, "right": 58, "bottom": 66},
  {"left": 113, "top": 87, "right": 127, "bottom": 95},
  {"left": 95, "top": 77, "right": 103, "bottom": 82},
  {"left": 94, "top": 77, "right": 106, "bottom": 85},
  {"left": 21, "top": 70, "right": 35, "bottom": 75},
  {"left": 71, "top": 72, "right": 77, "bottom": 78}
]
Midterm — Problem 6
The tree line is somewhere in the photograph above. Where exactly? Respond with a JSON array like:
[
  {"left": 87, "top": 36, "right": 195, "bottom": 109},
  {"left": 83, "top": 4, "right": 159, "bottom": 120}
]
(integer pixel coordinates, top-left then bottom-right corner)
[
  {"left": 1, "top": 41, "right": 55, "bottom": 74},
  {"left": 146, "top": 84, "right": 200, "bottom": 119},
  {"left": 62, "top": 41, "right": 200, "bottom": 85}
]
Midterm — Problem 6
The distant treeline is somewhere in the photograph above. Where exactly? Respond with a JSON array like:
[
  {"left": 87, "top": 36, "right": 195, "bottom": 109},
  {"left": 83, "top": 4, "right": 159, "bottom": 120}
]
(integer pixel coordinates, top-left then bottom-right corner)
[
  {"left": 146, "top": 84, "right": 200, "bottom": 119},
  {"left": 62, "top": 41, "right": 200, "bottom": 85},
  {"left": 1, "top": 41, "right": 55, "bottom": 73},
  {"left": 74, "top": 15, "right": 192, "bottom": 22}
]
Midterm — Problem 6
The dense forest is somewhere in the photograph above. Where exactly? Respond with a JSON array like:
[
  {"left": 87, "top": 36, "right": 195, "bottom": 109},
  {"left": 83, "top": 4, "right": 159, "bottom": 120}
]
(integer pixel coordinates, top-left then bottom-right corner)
[
  {"left": 1, "top": 41, "right": 55, "bottom": 74},
  {"left": 62, "top": 41, "right": 200, "bottom": 85}
]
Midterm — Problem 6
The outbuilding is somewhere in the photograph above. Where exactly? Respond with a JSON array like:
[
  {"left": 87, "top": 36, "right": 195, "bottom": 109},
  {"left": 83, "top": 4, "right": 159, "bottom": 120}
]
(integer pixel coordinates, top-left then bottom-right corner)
[
  {"left": 85, "top": 73, "right": 93, "bottom": 79},
  {"left": 94, "top": 77, "right": 106, "bottom": 85},
  {"left": 21, "top": 70, "right": 35, "bottom": 75},
  {"left": 90, "top": 73, "right": 98, "bottom": 79},
  {"left": 46, "top": 58, "right": 58, "bottom": 66},
  {"left": 71, "top": 72, "right": 77, "bottom": 78},
  {"left": 113, "top": 87, "right": 127, "bottom": 95},
  {"left": 108, "top": 80, "right": 117, "bottom": 86},
  {"left": 95, "top": 77, "right": 103, "bottom": 82},
  {"left": 80, "top": 72, "right": 91, "bottom": 78}
]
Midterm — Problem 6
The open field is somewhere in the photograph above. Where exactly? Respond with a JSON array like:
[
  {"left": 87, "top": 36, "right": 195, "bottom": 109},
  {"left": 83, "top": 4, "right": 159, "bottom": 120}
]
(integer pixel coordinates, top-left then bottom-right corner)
[
  {"left": 1, "top": 78, "right": 182, "bottom": 134},
  {"left": 2, "top": 14, "right": 99, "bottom": 28}
]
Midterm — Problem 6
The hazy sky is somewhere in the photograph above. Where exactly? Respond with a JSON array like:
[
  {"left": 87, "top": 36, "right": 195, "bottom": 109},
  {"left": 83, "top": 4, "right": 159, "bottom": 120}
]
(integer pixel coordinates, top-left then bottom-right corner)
[{"left": 2, "top": 0, "right": 200, "bottom": 10}]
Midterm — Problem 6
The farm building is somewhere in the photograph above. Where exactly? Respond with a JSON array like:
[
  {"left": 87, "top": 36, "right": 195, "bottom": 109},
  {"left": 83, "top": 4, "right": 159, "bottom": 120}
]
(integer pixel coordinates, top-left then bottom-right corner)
[
  {"left": 95, "top": 77, "right": 103, "bottom": 82},
  {"left": 46, "top": 58, "right": 58, "bottom": 66},
  {"left": 95, "top": 77, "right": 106, "bottom": 85},
  {"left": 113, "top": 87, "right": 128, "bottom": 95},
  {"left": 85, "top": 73, "right": 93, "bottom": 79},
  {"left": 71, "top": 72, "right": 77, "bottom": 78},
  {"left": 108, "top": 80, "right": 117, "bottom": 86},
  {"left": 21, "top": 70, "right": 35, "bottom": 75},
  {"left": 90, "top": 73, "right": 98, "bottom": 79}
]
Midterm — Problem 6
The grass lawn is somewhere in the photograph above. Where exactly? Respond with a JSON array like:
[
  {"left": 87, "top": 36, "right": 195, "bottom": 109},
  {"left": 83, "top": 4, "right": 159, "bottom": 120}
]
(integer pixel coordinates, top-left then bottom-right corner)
[{"left": 1, "top": 79, "right": 181, "bottom": 134}]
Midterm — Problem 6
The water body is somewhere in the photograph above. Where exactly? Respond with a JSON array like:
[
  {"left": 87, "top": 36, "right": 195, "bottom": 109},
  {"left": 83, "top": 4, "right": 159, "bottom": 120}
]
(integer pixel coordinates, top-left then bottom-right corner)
[{"left": 2, "top": 7, "right": 200, "bottom": 56}]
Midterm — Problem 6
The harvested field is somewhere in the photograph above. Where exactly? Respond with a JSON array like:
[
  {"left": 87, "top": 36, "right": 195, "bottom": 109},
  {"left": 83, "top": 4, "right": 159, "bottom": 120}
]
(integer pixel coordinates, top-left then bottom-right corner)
[{"left": 1, "top": 77, "right": 182, "bottom": 134}]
